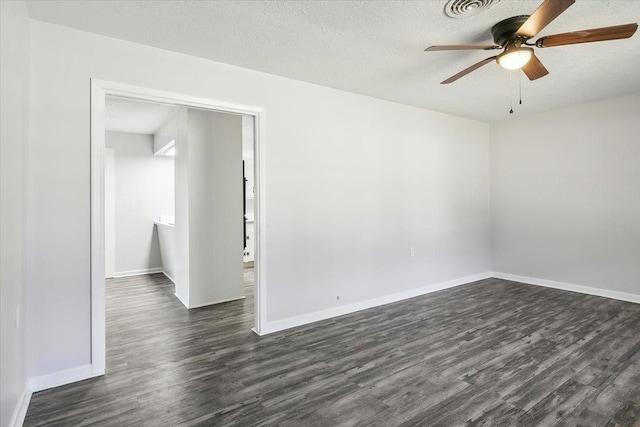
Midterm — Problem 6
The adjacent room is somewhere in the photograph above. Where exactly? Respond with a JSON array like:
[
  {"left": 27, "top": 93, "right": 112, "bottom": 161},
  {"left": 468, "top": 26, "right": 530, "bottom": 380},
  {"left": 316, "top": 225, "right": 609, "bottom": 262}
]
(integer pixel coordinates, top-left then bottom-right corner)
[
  {"left": 104, "top": 96, "right": 177, "bottom": 282},
  {"left": 101, "top": 95, "right": 258, "bottom": 397},
  {"left": 1, "top": 0, "right": 638, "bottom": 426}
]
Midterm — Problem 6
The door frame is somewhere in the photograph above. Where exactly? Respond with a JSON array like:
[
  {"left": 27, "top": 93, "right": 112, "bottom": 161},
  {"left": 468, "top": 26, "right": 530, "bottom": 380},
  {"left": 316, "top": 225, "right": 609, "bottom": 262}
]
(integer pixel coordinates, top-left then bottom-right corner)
[{"left": 90, "top": 79, "right": 267, "bottom": 375}]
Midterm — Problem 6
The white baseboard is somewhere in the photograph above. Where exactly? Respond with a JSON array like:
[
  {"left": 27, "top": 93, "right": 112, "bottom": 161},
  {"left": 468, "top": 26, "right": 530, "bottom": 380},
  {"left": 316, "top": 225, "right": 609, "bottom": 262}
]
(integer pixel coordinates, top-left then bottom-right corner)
[
  {"left": 174, "top": 291, "right": 244, "bottom": 310},
  {"left": 492, "top": 272, "right": 640, "bottom": 304},
  {"left": 113, "top": 267, "right": 163, "bottom": 278},
  {"left": 162, "top": 271, "right": 175, "bottom": 283},
  {"left": 188, "top": 296, "right": 245, "bottom": 309},
  {"left": 174, "top": 291, "right": 190, "bottom": 309},
  {"left": 258, "top": 271, "right": 493, "bottom": 335},
  {"left": 28, "top": 364, "right": 100, "bottom": 393},
  {"left": 8, "top": 389, "right": 31, "bottom": 427}
]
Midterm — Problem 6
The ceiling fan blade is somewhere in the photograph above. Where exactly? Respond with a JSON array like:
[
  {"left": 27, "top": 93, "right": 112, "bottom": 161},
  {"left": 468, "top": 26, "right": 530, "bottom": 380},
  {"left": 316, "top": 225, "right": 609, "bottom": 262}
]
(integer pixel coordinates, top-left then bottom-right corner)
[
  {"left": 516, "top": 0, "right": 575, "bottom": 39},
  {"left": 441, "top": 56, "right": 498, "bottom": 84},
  {"left": 521, "top": 54, "right": 549, "bottom": 81},
  {"left": 425, "top": 45, "right": 500, "bottom": 51},
  {"left": 536, "top": 23, "right": 638, "bottom": 47}
]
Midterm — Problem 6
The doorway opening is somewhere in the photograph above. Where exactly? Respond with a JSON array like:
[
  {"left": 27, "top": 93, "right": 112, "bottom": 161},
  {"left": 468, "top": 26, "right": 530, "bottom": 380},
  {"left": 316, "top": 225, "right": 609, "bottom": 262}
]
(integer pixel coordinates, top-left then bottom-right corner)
[{"left": 90, "top": 80, "right": 266, "bottom": 376}]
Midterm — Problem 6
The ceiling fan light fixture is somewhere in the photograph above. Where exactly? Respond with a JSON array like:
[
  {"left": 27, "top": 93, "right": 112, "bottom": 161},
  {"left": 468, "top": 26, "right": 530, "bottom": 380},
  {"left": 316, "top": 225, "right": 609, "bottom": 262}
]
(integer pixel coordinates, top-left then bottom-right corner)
[{"left": 497, "top": 47, "right": 533, "bottom": 70}]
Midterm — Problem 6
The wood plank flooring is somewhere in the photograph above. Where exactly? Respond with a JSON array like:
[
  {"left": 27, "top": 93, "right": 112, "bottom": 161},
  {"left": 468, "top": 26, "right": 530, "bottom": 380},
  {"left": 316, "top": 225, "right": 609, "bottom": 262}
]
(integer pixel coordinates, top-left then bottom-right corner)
[{"left": 24, "top": 272, "right": 640, "bottom": 426}]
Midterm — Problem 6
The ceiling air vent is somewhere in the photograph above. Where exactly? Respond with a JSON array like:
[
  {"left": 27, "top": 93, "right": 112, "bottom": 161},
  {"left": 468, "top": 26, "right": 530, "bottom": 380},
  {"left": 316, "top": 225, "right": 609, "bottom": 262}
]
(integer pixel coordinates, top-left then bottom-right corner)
[{"left": 444, "top": 0, "right": 501, "bottom": 18}]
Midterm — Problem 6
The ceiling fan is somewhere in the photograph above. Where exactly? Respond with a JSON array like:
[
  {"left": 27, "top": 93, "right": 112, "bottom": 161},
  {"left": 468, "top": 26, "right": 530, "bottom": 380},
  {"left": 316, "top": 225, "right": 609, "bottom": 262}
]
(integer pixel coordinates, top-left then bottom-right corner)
[{"left": 426, "top": 0, "right": 638, "bottom": 84}]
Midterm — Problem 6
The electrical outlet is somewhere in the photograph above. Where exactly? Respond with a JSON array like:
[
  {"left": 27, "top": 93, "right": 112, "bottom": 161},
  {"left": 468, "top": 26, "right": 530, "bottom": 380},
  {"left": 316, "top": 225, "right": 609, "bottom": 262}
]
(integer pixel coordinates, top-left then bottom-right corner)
[
  {"left": 15, "top": 305, "right": 20, "bottom": 329},
  {"left": 410, "top": 247, "right": 415, "bottom": 257}
]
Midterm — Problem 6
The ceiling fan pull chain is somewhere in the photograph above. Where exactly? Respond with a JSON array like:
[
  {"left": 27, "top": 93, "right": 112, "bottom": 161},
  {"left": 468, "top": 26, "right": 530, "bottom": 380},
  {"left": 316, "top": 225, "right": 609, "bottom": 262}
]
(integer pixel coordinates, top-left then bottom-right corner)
[
  {"left": 509, "top": 71, "right": 514, "bottom": 114},
  {"left": 519, "top": 70, "right": 523, "bottom": 105}
]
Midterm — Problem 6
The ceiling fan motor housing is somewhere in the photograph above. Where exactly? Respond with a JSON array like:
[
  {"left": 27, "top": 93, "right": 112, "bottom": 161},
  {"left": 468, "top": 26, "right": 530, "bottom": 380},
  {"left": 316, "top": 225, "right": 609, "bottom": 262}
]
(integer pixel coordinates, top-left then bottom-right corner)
[{"left": 491, "top": 15, "right": 530, "bottom": 46}]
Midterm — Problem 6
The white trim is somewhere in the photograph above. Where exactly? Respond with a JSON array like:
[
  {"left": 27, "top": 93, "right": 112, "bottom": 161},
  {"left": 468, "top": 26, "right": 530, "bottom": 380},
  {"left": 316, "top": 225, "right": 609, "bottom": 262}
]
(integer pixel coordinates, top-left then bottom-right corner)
[
  {"left": 174, "top": 292, "right": 190, "bottom": 309},
  {"left": 492, "top": 272, "right": 640, "bottom": 304},
  {"left": 91, "top": 79, "right": 267, "bottom": 377},
  {"left": 163, "top": 271, "right": 175, "bottom": 283},
  {"left": 173, "top": 292, "right": 244, "bottom": 309},
  {"left": 113, "top": 267, "right": 164, "bottom": 278},
  {"left": 257, "top": 272, "right": 493, "bottom": 335},
  {"left": 252, "top": 112, "right": 267, "bottom": 335},
  {"left": 8, "top": 390, "right": 31, "bottom": 427},
  {"left": 90, "top": 81, "right": 107, "bottom": 377},
  {"left": 188, "top": 296, "right": 246, "bottom": 309},
  {"left": 28, "top": 365, "right": 101, "bottom": 393}
]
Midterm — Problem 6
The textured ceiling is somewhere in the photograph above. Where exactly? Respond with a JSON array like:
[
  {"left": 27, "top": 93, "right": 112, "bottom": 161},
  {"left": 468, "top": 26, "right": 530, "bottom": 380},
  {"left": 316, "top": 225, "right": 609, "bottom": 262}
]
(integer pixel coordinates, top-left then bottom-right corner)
[
  {"left": 28, "top": 1, "right": 640, "bottom": 122},
  {"left": 105, "top": 96, "right": 178, "bottom": 134}
]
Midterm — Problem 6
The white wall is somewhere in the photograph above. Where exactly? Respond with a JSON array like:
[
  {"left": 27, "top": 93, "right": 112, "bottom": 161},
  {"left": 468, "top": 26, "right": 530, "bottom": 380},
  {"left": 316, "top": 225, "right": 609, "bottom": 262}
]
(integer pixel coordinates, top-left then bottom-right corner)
[
  {"left": 186, "top": 109, "right": 244, "bottom": 307},
  {"left": 105, "top": 131, "right": 175, "bottom": 275},
  {"left": 1, "top": 1, "right": 30, "bottom": 426},
  {"left": 153, "top": 111, "right": 177, "bottom": 154},
  {"left": 491, "top": 93, "right": 640, "bottom": 296},
  {"left": 104, "top": 149, "right": 115, "bottom": 278},
  {"left": 26, "top": 21, "right": 490, "bottom": 379},
  {"left": 174, "top": 108, "right": 190, "bottom": 305}
]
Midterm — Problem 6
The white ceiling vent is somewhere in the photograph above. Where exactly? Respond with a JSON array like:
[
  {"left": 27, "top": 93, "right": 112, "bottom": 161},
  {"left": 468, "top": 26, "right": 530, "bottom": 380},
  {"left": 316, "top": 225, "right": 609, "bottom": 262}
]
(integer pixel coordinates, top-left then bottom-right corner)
[{"left": 444, "top": 0, "right": 501, "bottom": 18}]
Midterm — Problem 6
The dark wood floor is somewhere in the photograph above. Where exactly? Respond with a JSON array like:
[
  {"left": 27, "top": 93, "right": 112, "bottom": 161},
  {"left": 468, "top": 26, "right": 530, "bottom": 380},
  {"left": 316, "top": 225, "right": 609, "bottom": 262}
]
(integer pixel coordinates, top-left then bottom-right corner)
[{"left": 25, "top": 272, "right": 640, "bottom": 426}]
